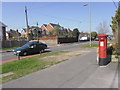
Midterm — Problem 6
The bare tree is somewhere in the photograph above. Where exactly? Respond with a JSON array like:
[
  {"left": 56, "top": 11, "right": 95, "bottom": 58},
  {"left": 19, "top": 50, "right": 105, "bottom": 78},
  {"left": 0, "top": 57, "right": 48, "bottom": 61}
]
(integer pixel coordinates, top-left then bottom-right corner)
[{"left": 97, "top": 21, "right": 110, "bottom": 34}]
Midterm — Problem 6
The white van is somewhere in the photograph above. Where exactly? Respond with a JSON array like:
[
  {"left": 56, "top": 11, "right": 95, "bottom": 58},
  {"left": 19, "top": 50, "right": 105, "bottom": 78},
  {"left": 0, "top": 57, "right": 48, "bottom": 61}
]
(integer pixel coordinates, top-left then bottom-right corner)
[{"left": 79, "top": 37, "right": 89, "bottom": 41}]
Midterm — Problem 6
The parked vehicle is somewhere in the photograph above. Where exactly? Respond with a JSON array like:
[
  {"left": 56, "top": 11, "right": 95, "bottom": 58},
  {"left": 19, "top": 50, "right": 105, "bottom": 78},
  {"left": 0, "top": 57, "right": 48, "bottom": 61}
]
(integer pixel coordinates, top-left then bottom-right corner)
[
  {"left": 13, "top": 41, "right": 47, "bottom": 56},
  {"left": 95, "top": 37, "right": 99, "bottom": 41},
  {"left": 79, "top": 37, "right": 89, "bottom": 41},
  {"left": 107, "top": 37, "right": 112, "bottom": 40}
]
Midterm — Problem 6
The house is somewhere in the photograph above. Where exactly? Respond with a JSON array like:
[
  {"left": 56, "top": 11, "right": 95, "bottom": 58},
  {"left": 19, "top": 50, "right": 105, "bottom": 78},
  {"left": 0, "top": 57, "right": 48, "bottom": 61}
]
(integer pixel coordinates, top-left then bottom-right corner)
[
  {"left": 79, "top": 32, "right": 90, "bottom": 37},
  {"left": 29, "top": 26, "right": 42, "bottom": 37},
  {"left": 47, "top": 23, "right": 60, "bottom": 32},
  {"left": 57, "top": 27, "right": 69, "bottom": 36},
  {"left": 22, "top": 26, "right": 43, "bottom": 40},
  {"left": 66, "top": 28, "right": 71, "bottom": 33},
  {"left": 41, "top": 23, "right": 69, "bottom": 36},
  {"left": 41, "top": 24, "right": 47, "bottom": 30},
  {"left": 41, "top": 23, "right": 61, "bottom": 35},
  {"left": 0, "top": 21, "right": 7, "bottom": 40},
  {"left": 6, "top": 29, "right": 21, "bottom": 40},
  {"left": 40, "top": 24, "right": 49, "bottom": 35}
]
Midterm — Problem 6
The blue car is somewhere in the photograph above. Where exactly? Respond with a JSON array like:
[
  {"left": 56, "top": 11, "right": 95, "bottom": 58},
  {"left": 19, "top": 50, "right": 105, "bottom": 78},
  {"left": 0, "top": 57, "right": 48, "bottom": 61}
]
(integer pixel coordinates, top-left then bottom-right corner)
[{"left": 13, "top": 41, "right": 47, "bottom": 56}]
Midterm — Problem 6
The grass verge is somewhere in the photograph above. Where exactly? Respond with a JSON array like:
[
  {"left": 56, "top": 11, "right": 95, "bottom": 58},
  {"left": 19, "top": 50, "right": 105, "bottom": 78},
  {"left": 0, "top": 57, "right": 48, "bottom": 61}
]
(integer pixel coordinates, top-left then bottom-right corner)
[
  {"left": 81, "top": 44, "right": 98, "bottom": 48},
  {"left": 1, "top": 51, "right": 70, "bottom": 84}
]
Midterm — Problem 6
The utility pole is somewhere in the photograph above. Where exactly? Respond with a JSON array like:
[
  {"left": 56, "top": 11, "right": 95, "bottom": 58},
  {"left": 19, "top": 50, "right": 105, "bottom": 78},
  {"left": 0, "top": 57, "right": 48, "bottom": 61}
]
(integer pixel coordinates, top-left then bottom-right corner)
[{"left": 25, "top": 6, "right": 30, "bottom": 41}]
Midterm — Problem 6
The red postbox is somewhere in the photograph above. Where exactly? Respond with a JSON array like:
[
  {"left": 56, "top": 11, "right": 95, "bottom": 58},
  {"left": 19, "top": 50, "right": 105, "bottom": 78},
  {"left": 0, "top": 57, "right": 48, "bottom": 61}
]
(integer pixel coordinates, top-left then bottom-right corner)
[{"left": 98, "top": 34, "right": 108, "bottom": 66}]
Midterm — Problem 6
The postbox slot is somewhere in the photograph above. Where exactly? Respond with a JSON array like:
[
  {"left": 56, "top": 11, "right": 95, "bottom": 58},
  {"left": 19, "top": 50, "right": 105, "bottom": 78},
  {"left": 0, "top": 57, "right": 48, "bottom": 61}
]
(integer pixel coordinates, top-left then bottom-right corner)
[{"left": 100, "top": 37, "right": 104, "bottom": 41}]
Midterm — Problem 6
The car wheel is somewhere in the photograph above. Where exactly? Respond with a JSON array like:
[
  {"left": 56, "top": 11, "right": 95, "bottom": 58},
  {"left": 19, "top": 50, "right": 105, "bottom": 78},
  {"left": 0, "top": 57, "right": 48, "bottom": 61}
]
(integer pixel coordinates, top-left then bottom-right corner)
[{"left": 23, "top": 52, "right": 27, "bottom": 56}]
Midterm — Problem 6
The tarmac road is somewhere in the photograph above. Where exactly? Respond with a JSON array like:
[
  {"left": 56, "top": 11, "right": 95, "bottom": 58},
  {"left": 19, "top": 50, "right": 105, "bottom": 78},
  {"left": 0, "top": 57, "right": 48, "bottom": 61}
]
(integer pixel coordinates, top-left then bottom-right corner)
[{"left": 1, "top": 41, "right": 98, "bottom": 61}]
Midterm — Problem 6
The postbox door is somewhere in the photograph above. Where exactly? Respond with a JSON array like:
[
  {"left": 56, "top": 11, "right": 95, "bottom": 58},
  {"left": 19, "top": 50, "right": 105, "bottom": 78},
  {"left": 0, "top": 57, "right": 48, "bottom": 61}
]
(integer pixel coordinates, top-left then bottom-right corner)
[{"left": 99, "top": 37, "right": 107, "bottom": 58}]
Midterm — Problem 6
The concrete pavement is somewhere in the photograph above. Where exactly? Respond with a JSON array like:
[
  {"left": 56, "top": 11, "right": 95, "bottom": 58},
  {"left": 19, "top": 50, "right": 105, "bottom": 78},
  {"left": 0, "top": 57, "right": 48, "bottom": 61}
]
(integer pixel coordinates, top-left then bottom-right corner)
[{"left": 2, "top": 48, "right": 118, "bottom": 88}]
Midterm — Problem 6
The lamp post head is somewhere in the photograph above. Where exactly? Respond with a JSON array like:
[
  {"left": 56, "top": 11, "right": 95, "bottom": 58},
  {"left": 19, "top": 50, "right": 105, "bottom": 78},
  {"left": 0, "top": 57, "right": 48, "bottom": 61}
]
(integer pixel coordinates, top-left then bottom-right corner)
[{"left": 83, "top": 4, "right": 88, "bottom": 6}]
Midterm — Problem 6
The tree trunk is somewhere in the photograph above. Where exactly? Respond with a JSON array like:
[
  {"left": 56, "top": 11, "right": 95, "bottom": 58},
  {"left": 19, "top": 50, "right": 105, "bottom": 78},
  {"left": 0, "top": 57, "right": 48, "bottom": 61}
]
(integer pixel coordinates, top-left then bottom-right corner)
[{"left": 116, "top": 20, "right": 120, "bottom": 54}]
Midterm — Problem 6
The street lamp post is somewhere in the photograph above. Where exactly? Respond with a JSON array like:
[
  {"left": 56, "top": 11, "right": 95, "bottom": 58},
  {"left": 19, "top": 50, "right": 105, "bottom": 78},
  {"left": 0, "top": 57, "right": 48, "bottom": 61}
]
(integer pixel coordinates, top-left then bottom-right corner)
[
  {"left": 83, "top": 2, "right": 92, "bottom": 46},
  {"left": 89, "top": 2, "right": 92, "bottom": 47}
]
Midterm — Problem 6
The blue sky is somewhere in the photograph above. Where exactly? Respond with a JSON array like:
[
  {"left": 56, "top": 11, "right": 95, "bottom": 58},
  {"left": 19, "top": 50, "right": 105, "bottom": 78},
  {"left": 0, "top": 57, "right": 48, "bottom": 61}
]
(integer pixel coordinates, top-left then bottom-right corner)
[{"left": 2, "top": 2, "right": 119, "bottom": 34}]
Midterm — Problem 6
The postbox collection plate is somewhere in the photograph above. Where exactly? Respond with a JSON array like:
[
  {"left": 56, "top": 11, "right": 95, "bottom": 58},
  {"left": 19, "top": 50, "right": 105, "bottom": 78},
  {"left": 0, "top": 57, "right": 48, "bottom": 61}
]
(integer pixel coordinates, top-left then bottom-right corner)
[{"left": 100, "top": 42, "right": 104, "bottom": 47}]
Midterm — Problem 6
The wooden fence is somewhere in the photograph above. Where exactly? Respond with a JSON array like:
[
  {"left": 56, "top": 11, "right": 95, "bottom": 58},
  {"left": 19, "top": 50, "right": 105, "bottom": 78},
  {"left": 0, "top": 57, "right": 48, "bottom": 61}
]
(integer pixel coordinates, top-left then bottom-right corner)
[{"left": 0, "top": 40, "right": 28, "bottom": 48}]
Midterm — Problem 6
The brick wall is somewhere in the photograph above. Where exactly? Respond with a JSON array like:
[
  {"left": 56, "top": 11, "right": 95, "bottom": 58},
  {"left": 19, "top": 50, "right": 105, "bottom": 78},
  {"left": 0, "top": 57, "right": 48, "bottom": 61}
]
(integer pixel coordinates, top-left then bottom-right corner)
[{"left": 38, "top": 37, "right": 58, "bottom": 44}]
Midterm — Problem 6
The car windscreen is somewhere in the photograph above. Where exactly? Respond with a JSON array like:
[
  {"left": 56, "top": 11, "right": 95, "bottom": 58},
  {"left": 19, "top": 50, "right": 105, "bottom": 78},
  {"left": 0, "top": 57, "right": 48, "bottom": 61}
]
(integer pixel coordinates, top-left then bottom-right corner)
[{"left": 22, "top": 42, "right": 34, "bottom": 48}]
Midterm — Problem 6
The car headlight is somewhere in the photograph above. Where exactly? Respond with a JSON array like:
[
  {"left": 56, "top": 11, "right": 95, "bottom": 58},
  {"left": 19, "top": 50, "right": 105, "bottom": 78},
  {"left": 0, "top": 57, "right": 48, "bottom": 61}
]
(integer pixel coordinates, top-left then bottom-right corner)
[
  {"left": 12, "top": 50, "right": 15, "bottom": 52},
  {"left": 16, "top": 51, "right": 21, "bottom": 53}
]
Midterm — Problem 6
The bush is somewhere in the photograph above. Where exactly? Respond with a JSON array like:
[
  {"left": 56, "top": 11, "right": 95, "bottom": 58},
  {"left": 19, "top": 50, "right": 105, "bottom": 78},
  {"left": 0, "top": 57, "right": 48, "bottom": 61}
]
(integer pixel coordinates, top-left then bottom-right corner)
[{"left": 113, "top": 51, "right": 117, "bottom": 55}]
